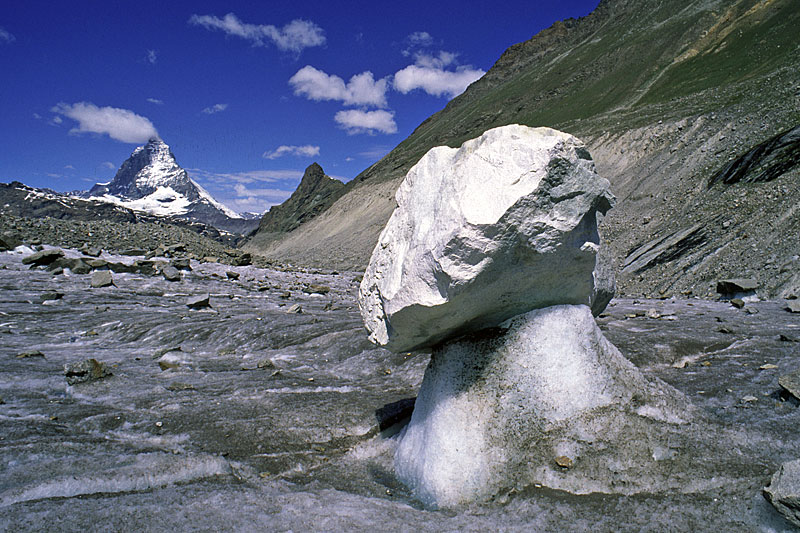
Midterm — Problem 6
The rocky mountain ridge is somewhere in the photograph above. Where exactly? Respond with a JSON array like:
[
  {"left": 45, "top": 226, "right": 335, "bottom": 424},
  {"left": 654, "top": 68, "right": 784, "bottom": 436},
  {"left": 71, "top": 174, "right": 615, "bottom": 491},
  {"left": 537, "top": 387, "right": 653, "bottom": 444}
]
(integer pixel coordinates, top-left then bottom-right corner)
[
  {"left": 246, "top": 163, "right": 344, "bottom": 250},
  {"left": 244, "top": 0, "right": 800, "bottom": 300}
]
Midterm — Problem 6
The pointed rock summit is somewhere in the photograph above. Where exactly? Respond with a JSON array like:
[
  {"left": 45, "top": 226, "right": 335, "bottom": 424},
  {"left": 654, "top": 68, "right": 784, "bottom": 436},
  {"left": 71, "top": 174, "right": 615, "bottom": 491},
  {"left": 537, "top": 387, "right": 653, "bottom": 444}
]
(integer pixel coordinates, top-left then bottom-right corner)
[
  {"left": 254, "top": 162, "right": 345, "bottom": 236},
  {"left": 85, "top": 139, "right": 254, "bottom": 233},
  {"left": 89, "top": 138, "right": 197, "bottom": 201}
]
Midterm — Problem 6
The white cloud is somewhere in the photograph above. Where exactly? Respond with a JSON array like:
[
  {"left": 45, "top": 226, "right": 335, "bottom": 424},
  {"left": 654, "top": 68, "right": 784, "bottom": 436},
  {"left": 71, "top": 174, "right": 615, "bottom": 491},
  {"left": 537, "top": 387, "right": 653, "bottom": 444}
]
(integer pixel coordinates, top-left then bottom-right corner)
[
  {"left": 413, "top": 51, "right": 458, "bottom": 68},
  {"left": 407, "top": 31, "right": 433, "bottom": 47},
  {"left": 201, "top": 103, "right": 228, "bottom": 114},
  {"left": 102, "top": 161, "right": 116, "bottom": 169},
  {"left": 146, "top": 98, "right": 164, "bottom": 105},
  {"left": 335, "top": 109, "right": 397, "bottom": 135},
  {"left": 189, "top": 13, "right": 325, "bottom": 53},
  {"left": 359, "top": 146, "right": 392, "bottom": 159},
  {"left": 146, "top": 49, "right": 157, "bottom": 64},
  {"left": 33, "top": 113, "right": 42, "bottom": 120},
  {"left": 51, "top": 102, "right": 158, "bottom": 143},
  {"left": 394, "top": 62, "right": 484, "bottom": 99},
  {"left": 188, "top": 167, "right": 306, "bottom": 214},
  {"left": 289, "top": 66, "right": 388, "bottom": 108},
  {"left": 64, "top": 165, "right": 75, "bottom": 170},
  {"left": 51, "top": 115, "right": 63, "bottom": 124},
  {"left": 0, "top": 27, "right": 14, "bottom": 44},
  {"left": 188, "top": 168, "right": 303, "bottom": 185},
  {"left": 263, "top": 144, "right": 320, "bottom": 160}
]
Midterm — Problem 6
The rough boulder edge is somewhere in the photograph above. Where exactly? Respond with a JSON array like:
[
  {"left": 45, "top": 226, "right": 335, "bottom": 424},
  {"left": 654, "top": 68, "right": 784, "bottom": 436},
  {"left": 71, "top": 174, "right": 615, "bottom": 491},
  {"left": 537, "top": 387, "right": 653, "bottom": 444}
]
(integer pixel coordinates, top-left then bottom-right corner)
[{"left": 358, "top": 124, "right": 615, "bottom": 353}]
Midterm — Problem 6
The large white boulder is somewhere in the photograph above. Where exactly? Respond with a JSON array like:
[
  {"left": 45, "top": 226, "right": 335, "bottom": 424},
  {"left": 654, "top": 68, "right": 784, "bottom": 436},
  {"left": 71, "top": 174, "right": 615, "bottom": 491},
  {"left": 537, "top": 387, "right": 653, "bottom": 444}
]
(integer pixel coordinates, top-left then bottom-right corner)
[
  {"left": 358, "top": 125, "right": 614, "bottom": 352},
  {"left": 394, "top": 304, "right": 694, "bottom": 507}
]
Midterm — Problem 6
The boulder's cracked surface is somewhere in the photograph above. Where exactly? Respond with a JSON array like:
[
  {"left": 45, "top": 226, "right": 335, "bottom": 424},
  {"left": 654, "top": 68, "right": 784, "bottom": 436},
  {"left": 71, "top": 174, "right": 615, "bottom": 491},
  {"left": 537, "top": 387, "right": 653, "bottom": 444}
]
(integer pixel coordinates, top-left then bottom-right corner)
[{"left": 358, "top": 125, "right": 614, "bottom": 352}]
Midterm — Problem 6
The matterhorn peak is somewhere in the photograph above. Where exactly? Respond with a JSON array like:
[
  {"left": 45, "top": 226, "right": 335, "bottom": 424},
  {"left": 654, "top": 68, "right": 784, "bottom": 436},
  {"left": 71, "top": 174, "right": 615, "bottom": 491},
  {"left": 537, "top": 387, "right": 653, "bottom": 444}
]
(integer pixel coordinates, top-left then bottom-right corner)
[{"left": 84, "top": 138, "right": 242, "bottom": 224}]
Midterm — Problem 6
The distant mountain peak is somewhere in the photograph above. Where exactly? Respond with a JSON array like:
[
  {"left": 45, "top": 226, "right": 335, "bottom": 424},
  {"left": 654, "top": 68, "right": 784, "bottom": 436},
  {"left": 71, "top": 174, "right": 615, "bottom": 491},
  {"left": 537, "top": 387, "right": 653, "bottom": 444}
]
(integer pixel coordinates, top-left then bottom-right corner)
[
  {"left": 83, "top": 139, "right": 255, "bottom": 233},
  {"left": 251, "top": 162, "right": 345, "bottom": 238}
]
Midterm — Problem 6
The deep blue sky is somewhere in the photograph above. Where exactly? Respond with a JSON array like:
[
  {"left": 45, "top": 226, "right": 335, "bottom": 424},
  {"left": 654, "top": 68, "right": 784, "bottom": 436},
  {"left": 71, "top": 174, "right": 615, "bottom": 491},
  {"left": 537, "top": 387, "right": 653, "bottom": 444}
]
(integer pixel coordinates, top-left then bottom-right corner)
[{"left": 1, "top": 0, "right": 600, "bottom": 214}]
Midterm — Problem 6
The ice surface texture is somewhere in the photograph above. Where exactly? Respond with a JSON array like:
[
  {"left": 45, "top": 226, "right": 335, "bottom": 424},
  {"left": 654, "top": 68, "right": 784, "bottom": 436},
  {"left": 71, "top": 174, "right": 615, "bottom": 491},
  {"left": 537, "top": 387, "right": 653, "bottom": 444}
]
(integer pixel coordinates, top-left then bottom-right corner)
[
  {"left": 394, "top": 304, "right": 694, "bottom": 507},
  {"left": 358, "top": 125, "right": 615, "bottom": 352}
]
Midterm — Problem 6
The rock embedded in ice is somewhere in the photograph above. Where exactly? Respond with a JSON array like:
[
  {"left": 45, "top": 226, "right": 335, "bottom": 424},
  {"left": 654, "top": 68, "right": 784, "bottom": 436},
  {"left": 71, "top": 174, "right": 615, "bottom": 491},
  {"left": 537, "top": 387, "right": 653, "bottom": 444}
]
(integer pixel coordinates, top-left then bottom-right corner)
[
  {"left": 778, "top": 370, "right": 800, "bottom": 400},
  {"left": 186, "top": 293, "right": 211, "bottom": 310},
  {"left": 64, "top": 358, "right": 113, "bottom": 385},
  {"left": 161, "top": 265, "right": 181, "bottom": 282},
  {"left": 358, "top": 124, "right": 614, "bottom": 352},
  {"left": 21, "top": 248, "right": 64, "bottom": 266},
  {"left": 91, "top": 270, "right": 114, "bottom": 288},
  {"left": 764, "top": 459, "right": 800, "bottom": 528},
  {"left": 394, "top": 304, "right": 693, "bottom": 507}
]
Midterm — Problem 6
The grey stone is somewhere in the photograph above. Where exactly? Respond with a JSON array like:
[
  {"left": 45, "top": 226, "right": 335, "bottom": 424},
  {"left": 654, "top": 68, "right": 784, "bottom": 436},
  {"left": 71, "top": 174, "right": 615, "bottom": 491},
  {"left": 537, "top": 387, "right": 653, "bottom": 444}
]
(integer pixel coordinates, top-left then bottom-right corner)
[
  {"left": 64, "top": 358, "right": 113, "bottom": 385},
  {"left": 162, "top": 266, "right": 182, "bottom": 282},
  {"left": 171, "top": 258, "right": 191, "bottom": 270},
  {"left": 591, "top": 244, "right": 616, "bottom": 316},
  {"left": 303, "top": 283, "right": 330, "bottom": 295},
  {"left": 232, "top": 253, "right": 252, "bottom": 266},
  {"left": 119, "top": 248, "right": 147, "bottom": 256},
  {"left": 764, "top": 459, "right": 800, "bottom": 528},
  {"left": 779, "top": 370, "right": 800, "bottom": 400},
  {"left": 91, "top": 270, "right": 114, "bottom": 288},
  {"left": 16, "top": 350, "right": 45, "bottom": 359},
  {"left": 21, "top": 248, "right": 64, "bottom": 266},
  {"left": 0, "top": 230, "right": 22, "bottom": 251},
  {"left": 716, "top": 278, "right": 759, "bottom": 294},
  {"left": 785, "top": 300, "right": 800, "bottom": 313},
  {"left": 39, "top": 291, "right": 64, "bottom": 303},
  {"left": 187, "top": 294, "right": 211, "bottom": 310}
]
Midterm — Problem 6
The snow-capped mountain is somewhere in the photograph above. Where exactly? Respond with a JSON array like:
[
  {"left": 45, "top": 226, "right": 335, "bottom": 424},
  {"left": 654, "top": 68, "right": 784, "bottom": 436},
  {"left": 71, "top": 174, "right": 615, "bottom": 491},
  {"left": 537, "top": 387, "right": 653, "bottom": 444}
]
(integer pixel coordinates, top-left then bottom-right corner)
[{"left": 85, "top": 138, "right": 257, "bottom": 234}]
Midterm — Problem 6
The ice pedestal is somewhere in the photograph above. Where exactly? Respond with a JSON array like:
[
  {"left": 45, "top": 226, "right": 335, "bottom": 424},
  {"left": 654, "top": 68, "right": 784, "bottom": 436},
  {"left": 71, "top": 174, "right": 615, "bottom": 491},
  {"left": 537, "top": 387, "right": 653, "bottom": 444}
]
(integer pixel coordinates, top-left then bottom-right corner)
[{"left": 394, "top": 304, "right": 693, "bottom": 507}]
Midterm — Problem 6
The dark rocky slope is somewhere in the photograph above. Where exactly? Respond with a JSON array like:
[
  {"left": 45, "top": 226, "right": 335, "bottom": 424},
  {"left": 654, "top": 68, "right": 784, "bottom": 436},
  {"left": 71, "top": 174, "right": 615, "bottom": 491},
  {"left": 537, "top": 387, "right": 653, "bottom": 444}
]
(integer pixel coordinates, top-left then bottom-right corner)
[
  {"left": 244, "top": 0, "right": 800, "bottom": 299},
  {"left": 245, "top": 163, "right": 344, "bottom": 252}
]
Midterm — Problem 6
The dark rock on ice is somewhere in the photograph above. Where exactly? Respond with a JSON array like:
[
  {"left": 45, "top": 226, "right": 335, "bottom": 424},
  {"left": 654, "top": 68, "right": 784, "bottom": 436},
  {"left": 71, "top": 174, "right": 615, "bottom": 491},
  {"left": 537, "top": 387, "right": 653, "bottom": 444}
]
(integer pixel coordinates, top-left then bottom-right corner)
[
  {"left": 39, "top": 291, "right": 64, "bottom": 303},
  {"left": 171, "top": 258, "right": 191, "bottom": 270},
  {"left": 716, "top": 278, "right": 758, "bottom": 295},
  {"left": 231, "top": 253, "right": 252, "bottom": 267},
  {"left": 64, "top": 358, "right": 112, "bottom": 385},
  {"left": 0, "top": 230, "right": 22, "bottom": 251},
  {"left": 303, "top": 283, "right": 330, "bottom": 295},
  {"left": 784, "top": 300, "right": 800, "bottom": 313},
  {"left": 778, "top": 370, "right": 800, "bottom": 401},
  {"left": 119, "top": 248, "right": 147, "bottom": 256},
  {"left": 107, "top": 262, "right": 138, "bottom": 274},
  {"left": 16, "top": 350, "right": 45, "bottom": 359},
  {"left": 22, "top": 248, "right": 64, "bottom": 266},
  {"left": 286, "top": 303, "right": 303, "bottom": 314},
  {"left": 375, "top": 397, "right": 416, "bottom": 432},
  {"left": 186, "top": 293, "right": 211, "bottom": 310},
  {"left": 161, "top": 266, "right": 181, "bottom": 282},
  {"left": 226, "top": 271, "right": 240, "bottom": 280},
  {"left": 50, "top": 257, "right": 92, "bottom": 275},
  {"left": 87, "top": 259, "right": 108, "bottom": 270},
  {"left": 764, "top": 459, "right": 800, "bottom": 528},
  {"left": 622, "top": 224, "right": 706, "bottom": 274},
  {"left": 90, "top": 271, "right": 114, "bottom": 288}
]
